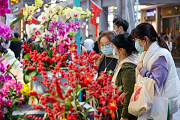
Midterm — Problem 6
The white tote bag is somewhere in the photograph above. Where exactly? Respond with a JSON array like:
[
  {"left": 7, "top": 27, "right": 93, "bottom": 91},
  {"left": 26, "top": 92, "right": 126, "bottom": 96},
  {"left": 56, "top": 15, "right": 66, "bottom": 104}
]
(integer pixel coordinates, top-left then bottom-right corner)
[
  {"left": 128, "top": 77, "right": 155, "bottom": 117},
  {"left": 138, "top": 84, "right": 168, "bottom": 120}
]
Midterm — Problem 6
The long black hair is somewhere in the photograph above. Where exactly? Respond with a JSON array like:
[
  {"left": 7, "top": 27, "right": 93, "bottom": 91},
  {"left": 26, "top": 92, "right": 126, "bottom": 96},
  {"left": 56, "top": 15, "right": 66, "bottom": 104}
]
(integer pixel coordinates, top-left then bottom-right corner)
[
  {"left": 131, "top": 23, "right": 169, "bottom": 51},
  {"left": 111, "top": 34, "right": 137, "bottom": 56}
]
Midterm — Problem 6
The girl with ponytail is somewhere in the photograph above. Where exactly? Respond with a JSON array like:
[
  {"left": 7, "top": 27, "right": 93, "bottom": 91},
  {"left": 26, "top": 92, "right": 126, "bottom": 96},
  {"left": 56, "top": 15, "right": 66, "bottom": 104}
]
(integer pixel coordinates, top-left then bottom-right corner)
[{"left": 131, "top": 23, "right": 180, "bottom": 120}]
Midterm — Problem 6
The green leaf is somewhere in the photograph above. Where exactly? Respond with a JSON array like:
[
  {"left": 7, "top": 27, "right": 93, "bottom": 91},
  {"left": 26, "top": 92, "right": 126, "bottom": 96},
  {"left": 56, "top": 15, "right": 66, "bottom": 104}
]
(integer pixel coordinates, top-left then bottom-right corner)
[
  {"left": 23, "top": 70, "right": 38, "bottom": 84},
  {"left": 107, "top": 70, "right": 113, "bottom": 75},
  {"left": 77, "top": 110, "right": 87, "bottom": 120},
  {"left": 10, "top": 15, "right": 24, "bottom": 27},
  {"left": 118, "top": 86, "right": 123, "bottom": 92},
  {"left": 81, "top": 98, "right": 92, "bottom": 107},
  {"left": 68, "top": 31, "right": 78, "bottom": 37},
  {"left": 71, "top": 101, "right": 76, "bottom": 108},
  {"left": 24, "top": 53, "right": 30, "bottom": 60},
  {"left": 14, "top": 108, "right": 21, "bottom": 112},
  {"left": 43, "top": 112, "right": 48, "bottom": 119},
  {"left": 22, "top": 117, "right": 28, "bottom": 120},
  {"left": 42, "top": 44, "right": 50, "bottom": 57},
  {"left": 85, "top": 107, "right": 93, "bottom": 114},
  {"left": 3, "top": 111, "right": 9, "bottom": 114},
  {"left": 5, "top": 58, "right": 18, "bottom": 75},
  {"left": 47, "top": 103, "right": 53, "bottom": 109},
  {"left": 6, "top": 37, "right": 22, "bottom": 42},
  {"left": 13, "top": 115, "right": 20, "bottom": 120},
  {"left": 41, "top": 93, "right": 51, "bottom": 96},
  {"left": 31, "top": 42, "right": 41, "bottom": 51}
]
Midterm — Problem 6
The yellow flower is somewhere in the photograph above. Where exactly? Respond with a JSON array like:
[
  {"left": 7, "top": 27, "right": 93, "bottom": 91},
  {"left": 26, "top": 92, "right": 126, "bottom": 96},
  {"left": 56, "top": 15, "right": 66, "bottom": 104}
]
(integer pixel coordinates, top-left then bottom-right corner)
[
  {"left": 73, "top": 6, "right": 82, "bottom": 12},
  {"left": 86, "top": 9, "right": 91, "bottom": 17},
  {"left": 52, "top": 15, "right": 58, "bottom": 21},
  {"left": 45, "top": 7, "right": 55, "bottom": 17},
  {"left": 54, "top": 4, "right": 63, "bottom": 15},
  {"left": 21, "top": 84, "right": 30, "bottom": 96},
  {"left": 37, "top": 12, "right": 49, "bottom": 24},
  {"left": 35, "top": 0, "right": 43, "bottom": 8},
  {"left": 63, "top": 8, "right": 72, "bottom": 19},
  {"left": 80, "top": 11, "right": 86, "bottom": 19},
  {"left": 23, "top": 4, "right": 35, "bottom": 21}
]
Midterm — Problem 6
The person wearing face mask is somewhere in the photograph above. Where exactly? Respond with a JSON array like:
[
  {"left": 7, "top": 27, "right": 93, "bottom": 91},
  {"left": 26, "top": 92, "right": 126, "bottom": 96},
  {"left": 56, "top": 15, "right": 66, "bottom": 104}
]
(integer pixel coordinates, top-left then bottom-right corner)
[
  {"left": 96, "top": 31, "right": 117, "bottom": 77},
  {"left": 111, "top": 34, "right": 138, "bottom": 120},
  {"left": 131, "top": 23, "right": 180, "bottom": 120},
  {"left": 113, "top": 17, "right": 129, "bottom": 36}
]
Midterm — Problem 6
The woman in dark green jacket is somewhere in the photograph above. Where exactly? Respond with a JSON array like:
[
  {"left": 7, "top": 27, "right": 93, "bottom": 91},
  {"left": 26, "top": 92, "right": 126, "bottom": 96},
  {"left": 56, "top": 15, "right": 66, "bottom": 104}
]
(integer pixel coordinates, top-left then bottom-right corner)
[{"left": 111, "top": 34, "right": 138, "bottom": 120}]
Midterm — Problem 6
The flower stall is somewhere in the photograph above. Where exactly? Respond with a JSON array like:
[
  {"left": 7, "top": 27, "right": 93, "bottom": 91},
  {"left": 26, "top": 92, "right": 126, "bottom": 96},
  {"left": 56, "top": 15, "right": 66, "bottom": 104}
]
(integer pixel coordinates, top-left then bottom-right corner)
[{"left": 0, "top": 0, "right": 125, "bottom": 120}]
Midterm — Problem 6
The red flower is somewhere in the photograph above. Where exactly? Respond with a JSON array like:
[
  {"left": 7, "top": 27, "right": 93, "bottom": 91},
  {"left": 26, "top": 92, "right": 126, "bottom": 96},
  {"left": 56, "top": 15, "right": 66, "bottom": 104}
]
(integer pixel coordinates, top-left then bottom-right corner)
[
  {"left": 30, "top": 90, "right": 38, "bottom": 96},
  {"left": 84, "top": 78, "right": 90, "bottom": 84}
]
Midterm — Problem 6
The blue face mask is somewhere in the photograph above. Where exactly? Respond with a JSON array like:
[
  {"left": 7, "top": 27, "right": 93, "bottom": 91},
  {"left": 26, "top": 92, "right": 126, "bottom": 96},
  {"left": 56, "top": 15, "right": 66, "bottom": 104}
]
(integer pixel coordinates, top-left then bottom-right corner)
[
  {"left": 113, "top": 49, "right": 119, "bottom": 59},
  {"left": 113, "top": 30, "right": 119, "bottom": 35},
  {"left": 135, "top": 40, "right": 145, "bottom": 52},
  {"left": 101, "top": 45, "right": 113, "bottom": 56}
]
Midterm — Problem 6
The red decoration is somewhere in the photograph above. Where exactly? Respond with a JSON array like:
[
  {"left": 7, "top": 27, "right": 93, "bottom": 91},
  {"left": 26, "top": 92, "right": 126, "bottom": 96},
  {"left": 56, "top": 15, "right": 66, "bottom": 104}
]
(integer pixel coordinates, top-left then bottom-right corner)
[
  {"left": 25, "top": 16, "right": 38, "bottom": 25},
  {"left": 90, "top": 0, "right": 102, "bottom": 36},
  {"left": 166, "top": 28, "right": 169, "bottom": 34},
  {"left": 10, "top": 25, "right": 14, "bottom": 30},
  {"left": 29, "top": 16, "right": 38, "bottom": 25}
]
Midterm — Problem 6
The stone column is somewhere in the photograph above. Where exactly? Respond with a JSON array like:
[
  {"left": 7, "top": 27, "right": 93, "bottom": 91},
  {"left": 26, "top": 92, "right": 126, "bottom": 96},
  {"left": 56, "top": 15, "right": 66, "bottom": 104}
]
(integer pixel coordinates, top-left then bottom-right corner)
[
  {"left": 116, "top": 0, "right": 122, "bottom": 16},
  {"left": 140, "top": 10, "right": 146, "bottom": 23},
  {"left": 121, "top": 0, "right": 126, "bottom": 19},
  {"left": 156, "top": 7, "right": 161, "bottom": 34}
]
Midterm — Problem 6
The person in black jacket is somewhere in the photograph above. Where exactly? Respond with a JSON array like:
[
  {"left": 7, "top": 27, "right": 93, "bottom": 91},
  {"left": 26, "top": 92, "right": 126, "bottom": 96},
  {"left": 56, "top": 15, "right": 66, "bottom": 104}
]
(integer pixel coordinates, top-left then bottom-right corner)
[
  {"left": 10, "top": 33, "right": 23, "bottom": 60},
  {"left": 93, "top": 31, "right": 103, "bottom": 54},
  {"left": 113, "top": 17, "right": 129, "bottom": 35}
]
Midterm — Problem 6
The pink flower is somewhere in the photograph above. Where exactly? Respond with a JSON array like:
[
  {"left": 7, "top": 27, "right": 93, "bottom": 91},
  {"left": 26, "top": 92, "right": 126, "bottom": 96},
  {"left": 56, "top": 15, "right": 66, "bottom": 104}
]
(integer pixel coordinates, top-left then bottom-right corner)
[
  {"left": 31, "top": 35, "right": 36, "bottom": 40},
  {"left": 6, "top": 99, "right": 12, "bottom": 107},
  {"left": 0, "top": 22, "right": 12, "bottom": 40},
  {"left": 0, "top": 57, "right": 5, "bottom": 63}
]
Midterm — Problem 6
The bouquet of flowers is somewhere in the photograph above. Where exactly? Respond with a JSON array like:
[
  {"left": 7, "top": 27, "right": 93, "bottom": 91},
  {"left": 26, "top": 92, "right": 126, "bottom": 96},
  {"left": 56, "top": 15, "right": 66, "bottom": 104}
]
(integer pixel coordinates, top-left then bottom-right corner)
[{"left": 0, "top": 57, "right": 24, "bottom": 120}]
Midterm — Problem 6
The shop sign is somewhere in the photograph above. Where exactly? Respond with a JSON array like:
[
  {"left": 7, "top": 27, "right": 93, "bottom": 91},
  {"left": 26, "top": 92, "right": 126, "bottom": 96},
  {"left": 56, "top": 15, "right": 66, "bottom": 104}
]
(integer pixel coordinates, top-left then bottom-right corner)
[{"left": 146, "top": 10, "right": 156, "bottom": 17}]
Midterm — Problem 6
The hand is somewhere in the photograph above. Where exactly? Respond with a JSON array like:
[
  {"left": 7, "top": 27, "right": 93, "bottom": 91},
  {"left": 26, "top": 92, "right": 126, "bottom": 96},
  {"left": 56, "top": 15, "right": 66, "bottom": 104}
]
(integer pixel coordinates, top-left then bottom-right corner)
[
  {"left": 120, "top": 117, "right": 128, "bottom": 120},
  {"left": 137, "top": 61, "right": 143, "bottom": 72}
]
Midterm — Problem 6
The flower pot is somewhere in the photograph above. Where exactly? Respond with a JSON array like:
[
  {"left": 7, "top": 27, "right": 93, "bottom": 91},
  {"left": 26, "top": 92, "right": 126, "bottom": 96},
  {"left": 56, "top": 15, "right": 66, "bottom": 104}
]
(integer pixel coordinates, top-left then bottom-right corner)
[{"left": 31, "top": 71, "right": 69, "bottom": 94}]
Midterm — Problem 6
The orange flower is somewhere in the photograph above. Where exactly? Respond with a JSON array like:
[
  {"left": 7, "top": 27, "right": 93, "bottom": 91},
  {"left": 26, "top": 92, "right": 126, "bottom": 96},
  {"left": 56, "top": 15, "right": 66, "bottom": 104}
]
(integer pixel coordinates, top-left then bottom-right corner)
[{"left": 108, "top": 102, "right": 117, "bottom": 118}]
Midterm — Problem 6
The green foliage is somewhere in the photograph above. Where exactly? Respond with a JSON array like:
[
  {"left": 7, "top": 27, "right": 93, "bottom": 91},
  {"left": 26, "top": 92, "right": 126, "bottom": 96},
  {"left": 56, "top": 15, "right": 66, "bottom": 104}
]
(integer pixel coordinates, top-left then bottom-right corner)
[
  {"left": 23, "top": 68, "right": 38, "bottom": 84},
  {"left": 6, "top": 38, "right": 22, "bottom": 42},
  {"left": 31, "top": 42, "right": 41, "bottom": 52},
  {"left": 68, "top": 31, "right": 78, "bottom": 37},
  {"left": 77, "top": 111, "right": 87, "bottom": 120},
  {"left": 5, "top": 58, "right": 18, "bottom": 75},
  {"left": 10, "top": 16, "right": 24, "bottom": 27},
  {"left": 23, "top": 53, "right": 30, "bottom": 60}
]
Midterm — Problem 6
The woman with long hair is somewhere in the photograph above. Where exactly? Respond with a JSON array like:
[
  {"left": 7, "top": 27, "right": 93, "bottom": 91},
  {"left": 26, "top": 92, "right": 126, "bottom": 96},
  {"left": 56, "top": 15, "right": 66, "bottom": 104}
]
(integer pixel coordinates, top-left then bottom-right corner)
[
  {"left": 131, "top": 23, "right": 180, "bottom": 120},
  {"left": 96, "top": 31, "right": 118, "bottom": 76}
]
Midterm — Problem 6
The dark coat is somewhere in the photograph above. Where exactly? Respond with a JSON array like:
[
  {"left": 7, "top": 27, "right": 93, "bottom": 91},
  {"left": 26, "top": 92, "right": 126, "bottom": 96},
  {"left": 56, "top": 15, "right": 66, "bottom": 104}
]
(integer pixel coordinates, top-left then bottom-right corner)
[
  {"left": 116, "top": 63, "right": 137, "bottom": 120},
  {"left": 9, "top": 41, "right": 23, "bottom": 59}
]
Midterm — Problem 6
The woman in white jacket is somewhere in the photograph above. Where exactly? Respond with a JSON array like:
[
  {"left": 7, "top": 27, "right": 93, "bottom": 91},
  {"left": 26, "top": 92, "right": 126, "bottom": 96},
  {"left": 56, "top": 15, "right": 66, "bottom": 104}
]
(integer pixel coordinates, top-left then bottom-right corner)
[{"left": 131, "top": 23, "right": 180, "bottom": 120}]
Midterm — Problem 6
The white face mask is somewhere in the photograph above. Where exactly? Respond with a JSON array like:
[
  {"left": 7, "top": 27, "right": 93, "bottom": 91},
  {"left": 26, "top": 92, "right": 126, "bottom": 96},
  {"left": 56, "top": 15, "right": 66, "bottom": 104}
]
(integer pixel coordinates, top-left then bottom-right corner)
[{"left": 113, "top": 30, "right": 119, "bottom": 35}]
